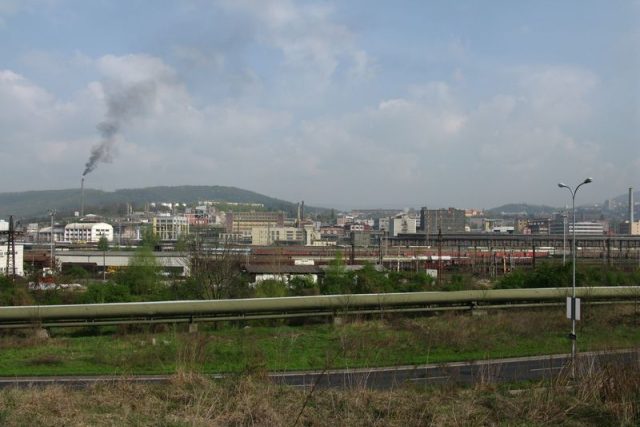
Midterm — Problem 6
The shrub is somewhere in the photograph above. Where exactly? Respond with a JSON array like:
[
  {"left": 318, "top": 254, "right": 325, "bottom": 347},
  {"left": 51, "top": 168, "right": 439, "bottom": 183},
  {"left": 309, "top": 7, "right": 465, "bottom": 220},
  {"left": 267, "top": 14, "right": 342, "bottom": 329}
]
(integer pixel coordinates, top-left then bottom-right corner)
[
  {"left": 254, "top": 279, "right": 287, "bottom": 298},
  {"left": 80, "top": 282, "right": 132, "bottom": 304},
  {"left": 0, "top": 276, "right": 33, "bottom": 306},
  {"left": 288, "top": 276, "right": 320, "bottom": 296}
]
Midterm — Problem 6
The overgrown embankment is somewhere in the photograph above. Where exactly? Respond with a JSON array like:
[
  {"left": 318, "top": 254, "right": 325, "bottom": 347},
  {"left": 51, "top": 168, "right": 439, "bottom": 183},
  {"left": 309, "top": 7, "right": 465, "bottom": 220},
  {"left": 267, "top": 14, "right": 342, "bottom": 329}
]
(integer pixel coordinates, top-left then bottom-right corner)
[
  {"left": 1, "top": 305, "right": 639, "bottom": 376},
  {"left": 1, "top": 364, "right": 639, "bottom": 426}
]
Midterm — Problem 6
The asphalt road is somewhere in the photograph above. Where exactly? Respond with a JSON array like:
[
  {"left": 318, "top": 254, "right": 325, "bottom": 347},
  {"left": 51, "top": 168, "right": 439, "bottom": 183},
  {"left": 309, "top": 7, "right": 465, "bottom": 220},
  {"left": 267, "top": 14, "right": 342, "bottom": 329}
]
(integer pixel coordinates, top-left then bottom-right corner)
[{"left": 0, "top": 349, "right": 637, "bottom": 390}]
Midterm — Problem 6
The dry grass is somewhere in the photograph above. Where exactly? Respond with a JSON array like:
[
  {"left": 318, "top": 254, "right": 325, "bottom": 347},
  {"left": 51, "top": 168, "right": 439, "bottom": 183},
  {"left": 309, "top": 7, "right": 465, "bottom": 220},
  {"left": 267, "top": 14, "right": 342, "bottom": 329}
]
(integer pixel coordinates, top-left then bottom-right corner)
[{"left": 1, "top": 359, "right": 639, "bottom": 427}]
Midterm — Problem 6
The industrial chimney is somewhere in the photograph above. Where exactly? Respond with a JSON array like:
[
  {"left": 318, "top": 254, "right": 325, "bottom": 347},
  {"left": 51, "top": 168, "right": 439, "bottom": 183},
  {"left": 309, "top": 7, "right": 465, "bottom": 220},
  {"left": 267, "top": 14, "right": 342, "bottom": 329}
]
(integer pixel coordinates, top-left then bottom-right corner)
[{"left": 81, "top": 177, "right": 85, "bottom": 218}]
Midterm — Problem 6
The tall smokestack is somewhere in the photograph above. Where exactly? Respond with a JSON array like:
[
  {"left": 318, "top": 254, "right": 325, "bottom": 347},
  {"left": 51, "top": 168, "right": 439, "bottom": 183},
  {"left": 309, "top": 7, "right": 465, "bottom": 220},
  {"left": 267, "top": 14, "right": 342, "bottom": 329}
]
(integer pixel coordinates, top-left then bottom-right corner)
[
  {"left": 630, "top": 187, "right": 634, "bottom": 224},
  {"left": 81, "top": 177, "right": 85, "bottom": 218}
]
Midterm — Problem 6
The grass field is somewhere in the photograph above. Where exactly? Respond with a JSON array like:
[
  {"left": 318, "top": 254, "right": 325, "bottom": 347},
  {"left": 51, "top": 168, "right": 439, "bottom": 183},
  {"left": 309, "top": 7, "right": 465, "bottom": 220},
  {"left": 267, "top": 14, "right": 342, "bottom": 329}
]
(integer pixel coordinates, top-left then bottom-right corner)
[
  {"left": 1, "top": 365, "right": 639, "bottom": 426},
  {"left": 1, "top": 304, "right": 639, "bottom": 377}
]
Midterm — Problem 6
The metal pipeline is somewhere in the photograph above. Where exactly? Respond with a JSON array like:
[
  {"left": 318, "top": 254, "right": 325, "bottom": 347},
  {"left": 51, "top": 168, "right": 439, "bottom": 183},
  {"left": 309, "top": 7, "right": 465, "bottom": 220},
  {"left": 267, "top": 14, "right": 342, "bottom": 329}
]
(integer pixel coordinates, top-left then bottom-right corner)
[{"left": 0, "top": 287, "right": 638, "bottom": 322}]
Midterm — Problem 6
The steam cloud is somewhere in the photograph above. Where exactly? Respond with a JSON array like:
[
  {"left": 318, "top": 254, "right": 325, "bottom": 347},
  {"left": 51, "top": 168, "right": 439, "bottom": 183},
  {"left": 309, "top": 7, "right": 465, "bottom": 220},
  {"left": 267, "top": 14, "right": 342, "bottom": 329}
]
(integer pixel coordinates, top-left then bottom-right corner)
[{"left": 83, "top": 81, "right": 157, "bottom": 176}]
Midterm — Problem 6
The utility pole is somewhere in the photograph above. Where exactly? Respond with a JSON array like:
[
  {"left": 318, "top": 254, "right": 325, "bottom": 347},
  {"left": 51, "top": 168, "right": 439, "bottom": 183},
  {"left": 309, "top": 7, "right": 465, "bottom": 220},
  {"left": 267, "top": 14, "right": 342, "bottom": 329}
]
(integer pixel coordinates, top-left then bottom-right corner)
[
  {"left": 437, "top": 227, "right": 442, "bottom": 287},
  {"left": 350, "top": 232, "right": 355, "bottom": 265},
  {"left": 6, "top": 216, "right": 16, "bottom": 281}
]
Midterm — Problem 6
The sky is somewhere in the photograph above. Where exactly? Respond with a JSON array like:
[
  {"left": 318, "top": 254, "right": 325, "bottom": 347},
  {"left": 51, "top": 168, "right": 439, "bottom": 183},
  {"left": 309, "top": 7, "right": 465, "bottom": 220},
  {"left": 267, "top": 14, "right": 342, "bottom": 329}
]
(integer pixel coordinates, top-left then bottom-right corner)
[{"left": 0, "top": 0, "right": 638, "bottom": 209}]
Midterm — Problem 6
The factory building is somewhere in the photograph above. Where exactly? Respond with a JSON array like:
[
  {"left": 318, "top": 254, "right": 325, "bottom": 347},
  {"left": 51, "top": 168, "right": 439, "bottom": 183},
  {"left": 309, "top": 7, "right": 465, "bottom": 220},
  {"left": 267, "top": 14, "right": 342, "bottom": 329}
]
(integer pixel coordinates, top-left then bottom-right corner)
[
  {"left": 251, "top": 226, "right": 304, "bottom": 245},
  {"left": 64, "top": 222, "right": 114, "bottom": 243},
  {"left": 526, "top": 218, "right": 550, "bottom": 235},
  {"left": 420, "top": 207, "right": 466, "bottom": 234},
  {"left": 226, "top": 211, "right": 285, "bottom": 241},
  {"left": 619, "top": 221, "right": 640, "bottom": 235},
  {"left": 549, "top": 220, "right": 605, "bottom": 235},
  {"left": 388, "top": 213, "right": 417, "bottom": 237},
  {"left": 151, "top": 215, "right": 189, "bottom": 241},
  {"left": 0, "top": 243, "right": 24, "bottom": 277}
]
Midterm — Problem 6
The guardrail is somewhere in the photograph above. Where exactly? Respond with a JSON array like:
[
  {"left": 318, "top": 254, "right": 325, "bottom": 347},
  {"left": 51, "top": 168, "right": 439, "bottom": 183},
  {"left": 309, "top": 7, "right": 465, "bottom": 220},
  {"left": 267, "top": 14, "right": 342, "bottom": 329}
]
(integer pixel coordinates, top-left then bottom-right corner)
[{"left": 1, "top": 286, "right": 638, "bottom": 328}]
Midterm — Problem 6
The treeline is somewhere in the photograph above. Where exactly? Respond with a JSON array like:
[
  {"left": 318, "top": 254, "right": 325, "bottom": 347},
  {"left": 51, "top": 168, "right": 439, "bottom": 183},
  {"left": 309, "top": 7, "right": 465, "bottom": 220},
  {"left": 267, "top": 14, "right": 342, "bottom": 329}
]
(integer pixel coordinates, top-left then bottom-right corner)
[
  {"left": 2, "top": 250, "right": 639, "bottom": 307},
  {"left": 496, "top": 262, "right": 640, "bottom": 289},
  {"left": 1, "top": 250, "right": 440, "bottom": 305}
]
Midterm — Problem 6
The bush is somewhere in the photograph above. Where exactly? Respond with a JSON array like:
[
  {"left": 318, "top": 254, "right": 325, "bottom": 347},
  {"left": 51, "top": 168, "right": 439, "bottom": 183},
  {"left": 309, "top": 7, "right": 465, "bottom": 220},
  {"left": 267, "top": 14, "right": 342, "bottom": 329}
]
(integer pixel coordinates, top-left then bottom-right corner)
[
  {"left": 80, "top": 282, "right": 132, "bottom": 304},
  {"left": 0, "top": 276, "right": 33, "bottom": 306},
  {"left": 288, "top": 276, "right": 319, "bottom": 296},
  {"left": 254, "top": 279, "right": 287, "bottom": 298},
  {"left": 113, "top": 246, "right": 161, "bottom": 297},
  {"left": 320, "top": 252, "right": 352, "bottom": 294}
]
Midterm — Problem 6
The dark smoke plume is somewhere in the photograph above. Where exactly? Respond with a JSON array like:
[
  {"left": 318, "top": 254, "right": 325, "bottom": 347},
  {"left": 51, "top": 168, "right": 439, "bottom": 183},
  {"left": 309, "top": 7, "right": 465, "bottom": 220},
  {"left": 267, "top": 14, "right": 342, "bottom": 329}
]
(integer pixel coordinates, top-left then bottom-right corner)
[{"left": 83, "top": 81, "right": 157, "bottom": 176}]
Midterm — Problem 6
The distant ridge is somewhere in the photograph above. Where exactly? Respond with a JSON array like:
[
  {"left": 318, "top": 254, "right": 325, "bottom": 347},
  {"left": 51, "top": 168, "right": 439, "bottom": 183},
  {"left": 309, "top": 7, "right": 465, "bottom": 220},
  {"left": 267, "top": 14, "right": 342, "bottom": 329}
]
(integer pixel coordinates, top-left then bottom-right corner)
[
  {"left": 486, "top": 203, "right": 558, "bottom": 217},
  {"left": 0, "top": 185, "right": 321, "bottom": 219}
]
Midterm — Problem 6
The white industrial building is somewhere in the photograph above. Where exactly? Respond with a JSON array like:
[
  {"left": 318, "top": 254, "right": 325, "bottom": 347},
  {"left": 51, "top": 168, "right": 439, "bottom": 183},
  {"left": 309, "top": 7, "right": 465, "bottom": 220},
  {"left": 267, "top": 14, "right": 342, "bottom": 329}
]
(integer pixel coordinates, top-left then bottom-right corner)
[
  {"left": 549, "top": 219, "right": 606, "bottom": 236},
  {"left": 0, "top": 243, "right": 24, "bottom": 277},
  {"left": 64, "top": 222, "right": 114, "bottom": 243},
  {"left": 34, "top": 226, "right": 65, "bottom": 243},
  {"left": 388, "top": 213, "right": 417, "bottom": 237}
]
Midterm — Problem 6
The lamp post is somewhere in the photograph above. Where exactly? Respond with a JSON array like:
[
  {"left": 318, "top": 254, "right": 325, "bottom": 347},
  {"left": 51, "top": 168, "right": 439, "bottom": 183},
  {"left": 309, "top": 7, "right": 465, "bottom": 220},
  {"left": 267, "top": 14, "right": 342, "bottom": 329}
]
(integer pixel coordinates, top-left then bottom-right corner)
[
  {"left": 48, "top": 209, "right": 56, "bottom": 271},
  {"left": 557, "top": 177, "right": 592, "bottom": 375},
  {"left": 562, "top": 210, "right": 567, "bottom": 266}
]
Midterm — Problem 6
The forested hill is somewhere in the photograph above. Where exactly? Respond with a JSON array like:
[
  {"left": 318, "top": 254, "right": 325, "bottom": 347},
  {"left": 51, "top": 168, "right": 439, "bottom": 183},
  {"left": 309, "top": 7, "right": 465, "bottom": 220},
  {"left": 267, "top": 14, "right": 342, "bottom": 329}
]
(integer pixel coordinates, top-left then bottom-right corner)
[
  {"left": 0, "top": 185, "right": 315, "bottom": 219},
  {"left": 486, "top": 203, "right": 558, "bottom": 217}
]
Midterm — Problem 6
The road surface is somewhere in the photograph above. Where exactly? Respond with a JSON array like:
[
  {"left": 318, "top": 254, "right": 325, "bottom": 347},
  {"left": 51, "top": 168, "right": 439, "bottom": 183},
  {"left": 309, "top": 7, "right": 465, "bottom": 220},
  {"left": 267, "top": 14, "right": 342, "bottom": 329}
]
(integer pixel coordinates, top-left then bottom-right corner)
[{"left": 0, "top": 349, "right": 636, "bottom": 389}]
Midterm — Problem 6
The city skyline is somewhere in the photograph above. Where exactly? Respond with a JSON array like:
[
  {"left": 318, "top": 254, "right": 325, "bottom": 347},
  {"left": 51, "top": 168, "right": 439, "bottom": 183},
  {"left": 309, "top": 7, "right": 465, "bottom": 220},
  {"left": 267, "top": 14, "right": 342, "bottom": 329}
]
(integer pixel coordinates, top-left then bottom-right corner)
[{"left": 0, "top": 1, "right": 638, "bottom": 208}]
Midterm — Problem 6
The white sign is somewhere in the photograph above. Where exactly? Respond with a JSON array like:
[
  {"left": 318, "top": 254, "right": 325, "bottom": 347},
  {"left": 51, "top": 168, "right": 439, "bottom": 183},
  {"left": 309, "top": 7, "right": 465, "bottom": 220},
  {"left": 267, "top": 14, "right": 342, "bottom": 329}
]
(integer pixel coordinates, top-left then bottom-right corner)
[{"left": 566, "top": 297, "right": 581, "bottom": 321}]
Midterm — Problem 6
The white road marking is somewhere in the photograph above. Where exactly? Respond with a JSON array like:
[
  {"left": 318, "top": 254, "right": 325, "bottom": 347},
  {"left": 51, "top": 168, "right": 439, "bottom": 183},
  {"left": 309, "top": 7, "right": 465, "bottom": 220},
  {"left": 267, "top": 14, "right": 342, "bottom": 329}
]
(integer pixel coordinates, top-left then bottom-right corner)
[
  {"left": 409, "top": 376, "right": 450, "bottom": 381},
  {"left": 530, "top": 366, "right": 563, "bottom": 372}
]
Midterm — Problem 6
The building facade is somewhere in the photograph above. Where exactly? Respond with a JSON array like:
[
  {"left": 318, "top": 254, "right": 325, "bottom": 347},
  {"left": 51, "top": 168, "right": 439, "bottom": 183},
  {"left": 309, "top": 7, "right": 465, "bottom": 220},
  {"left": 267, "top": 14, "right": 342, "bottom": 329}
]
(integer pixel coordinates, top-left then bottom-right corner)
[
  {"left": 64, "top": 222, "right": 114, "bottom": 243},
  {"left": 226, "top": 211, "right": 285, "bottom": 241},
  {"left": 549, "top": 219, "right": 605, "bottom": 235},
  {"left": 251, "top": 226, "right": 304, "bottom": 245},
  {"left": 388, "top": 213, "right": 417, "bottom": 237},
  {"left": 420, "top": 207, "right": 465, "bottom": 234},
  {"left": 151, "top": 216, "right": 189, "bottom": 241},
  {"left": 618, "top": 221, "right": 640, "bottom": 235},
  {"left": 0, "top": 243, "right": 24, "bottom": 277}
]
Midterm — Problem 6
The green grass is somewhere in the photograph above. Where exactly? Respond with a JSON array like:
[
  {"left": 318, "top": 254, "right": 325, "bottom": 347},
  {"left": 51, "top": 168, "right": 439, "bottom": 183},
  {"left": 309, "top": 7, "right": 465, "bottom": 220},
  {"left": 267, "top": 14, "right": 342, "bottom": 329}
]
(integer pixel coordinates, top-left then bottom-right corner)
[{"left": 1, "top": 305, "right": 639, "bottom": 377}]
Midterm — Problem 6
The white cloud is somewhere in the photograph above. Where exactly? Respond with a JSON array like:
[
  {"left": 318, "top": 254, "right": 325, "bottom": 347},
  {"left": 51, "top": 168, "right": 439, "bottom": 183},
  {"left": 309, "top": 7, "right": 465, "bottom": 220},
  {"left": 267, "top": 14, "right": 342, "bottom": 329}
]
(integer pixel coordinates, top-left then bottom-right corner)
[
  {"left": 0, "top": 0, "right": 58, "bottom": 28},
  {"left": 218, "top": 0, "right": 373, "bottom": 88},
  {"left": 0, "top": 49, "right": 632, "bottom": 208},
  {"left": 515, "top": 65, "right": 598, "bottom": 124}
]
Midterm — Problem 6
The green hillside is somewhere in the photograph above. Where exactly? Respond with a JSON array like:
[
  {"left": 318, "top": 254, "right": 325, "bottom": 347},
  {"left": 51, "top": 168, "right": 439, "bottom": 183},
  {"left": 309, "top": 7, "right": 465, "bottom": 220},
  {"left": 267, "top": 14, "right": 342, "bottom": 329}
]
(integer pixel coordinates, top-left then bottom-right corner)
[{"left": 0, "top": 186, "right": 318, "bottom": 220}]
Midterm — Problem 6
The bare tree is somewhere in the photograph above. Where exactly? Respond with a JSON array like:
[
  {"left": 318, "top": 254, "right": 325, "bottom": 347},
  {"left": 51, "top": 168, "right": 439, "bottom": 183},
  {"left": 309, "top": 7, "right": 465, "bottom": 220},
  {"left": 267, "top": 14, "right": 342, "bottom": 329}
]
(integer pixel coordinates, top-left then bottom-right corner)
[{"left": 188, "top": 235, "right": 249, "bottom": 300}]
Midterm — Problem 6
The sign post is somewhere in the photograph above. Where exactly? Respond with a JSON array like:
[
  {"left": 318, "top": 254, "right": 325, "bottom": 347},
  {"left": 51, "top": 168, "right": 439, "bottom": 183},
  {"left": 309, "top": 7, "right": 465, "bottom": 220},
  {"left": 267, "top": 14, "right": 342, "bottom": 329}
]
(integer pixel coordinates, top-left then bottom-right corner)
[{"left": 566, "top": 297, "right": 581, "bottom": 322}]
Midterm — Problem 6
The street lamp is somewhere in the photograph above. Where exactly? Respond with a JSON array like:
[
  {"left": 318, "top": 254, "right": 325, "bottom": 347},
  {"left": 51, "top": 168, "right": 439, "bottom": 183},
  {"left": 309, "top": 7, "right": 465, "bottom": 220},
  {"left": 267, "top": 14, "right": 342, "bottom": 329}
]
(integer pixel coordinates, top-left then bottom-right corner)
[
  {"left": 557, "top": 177, "right": 592, "bottom": 374},
  {"left": 562, "top": 209, "right": 567, "bottom": 266},
  {"left": 48, "top": 209, "right": 56, "bottom": 271}
]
